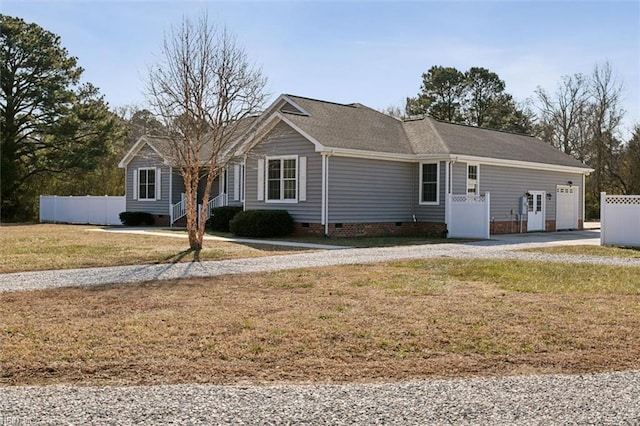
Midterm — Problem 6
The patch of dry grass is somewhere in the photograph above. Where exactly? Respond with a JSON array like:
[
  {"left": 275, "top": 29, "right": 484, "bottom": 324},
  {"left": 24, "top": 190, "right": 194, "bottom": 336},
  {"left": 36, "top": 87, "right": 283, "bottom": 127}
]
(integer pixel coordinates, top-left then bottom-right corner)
[
  {"left": 2, "top": 259, "right": 638, "bottom": 386},
  {"left": 0, "top": 224, "right": 308, "bottom": 273}
]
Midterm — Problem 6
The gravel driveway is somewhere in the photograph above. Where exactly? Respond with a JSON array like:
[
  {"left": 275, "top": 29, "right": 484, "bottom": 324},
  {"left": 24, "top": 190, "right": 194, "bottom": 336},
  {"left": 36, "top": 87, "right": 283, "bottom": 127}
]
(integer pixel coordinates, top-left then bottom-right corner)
[
  {"left": 1, "top": 230, "right": 638, "bottom": 293},
  {"left": 2, "top": 371, "right": 639, "bottom": 424},
  {"left": 2, "top": 230, "right": 639, "bottom": 424}
]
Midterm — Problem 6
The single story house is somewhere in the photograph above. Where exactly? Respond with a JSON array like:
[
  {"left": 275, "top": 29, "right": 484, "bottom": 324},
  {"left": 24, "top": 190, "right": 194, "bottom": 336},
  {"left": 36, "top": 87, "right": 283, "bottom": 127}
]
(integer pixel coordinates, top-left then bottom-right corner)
[{"left": 119, "top": 94, "right": 592, "bottom": 238}]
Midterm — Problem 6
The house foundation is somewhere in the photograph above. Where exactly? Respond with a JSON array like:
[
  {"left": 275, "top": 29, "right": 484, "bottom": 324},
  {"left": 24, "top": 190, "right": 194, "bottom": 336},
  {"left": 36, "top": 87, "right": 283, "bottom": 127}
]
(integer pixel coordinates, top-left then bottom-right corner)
[{"left": 294, "top": 222, "right": 447, "bottom": 238}]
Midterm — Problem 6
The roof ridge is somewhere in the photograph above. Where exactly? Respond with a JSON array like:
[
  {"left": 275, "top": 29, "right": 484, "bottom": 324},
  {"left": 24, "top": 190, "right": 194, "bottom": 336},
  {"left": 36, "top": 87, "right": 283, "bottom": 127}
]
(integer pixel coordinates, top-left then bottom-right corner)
[
  {"left": 429, "top": 117, "right": 535, "bottom": 138},
  {"left": 284, "top": 94, "right": 358, "bottom": 108}
]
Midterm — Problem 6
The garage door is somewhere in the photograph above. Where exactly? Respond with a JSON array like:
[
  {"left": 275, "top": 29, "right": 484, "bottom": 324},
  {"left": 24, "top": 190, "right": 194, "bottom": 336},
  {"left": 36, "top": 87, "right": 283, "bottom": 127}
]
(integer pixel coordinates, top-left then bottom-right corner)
[{"left": 556, "top": 185, "right": 578, "bottom": 230}]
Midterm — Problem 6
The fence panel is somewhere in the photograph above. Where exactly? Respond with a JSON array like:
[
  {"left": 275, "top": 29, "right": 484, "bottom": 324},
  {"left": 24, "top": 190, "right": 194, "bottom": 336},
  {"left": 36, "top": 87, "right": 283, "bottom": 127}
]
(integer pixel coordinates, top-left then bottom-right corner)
[
  {"left": 447, "top": 193, "right": 490, "bottom": 239},
  {"left": 600, "top": 192, "right": 640, "bottom": 247},
  {"left": 39, "top": 196, "right": 125, "bottom": 226}
]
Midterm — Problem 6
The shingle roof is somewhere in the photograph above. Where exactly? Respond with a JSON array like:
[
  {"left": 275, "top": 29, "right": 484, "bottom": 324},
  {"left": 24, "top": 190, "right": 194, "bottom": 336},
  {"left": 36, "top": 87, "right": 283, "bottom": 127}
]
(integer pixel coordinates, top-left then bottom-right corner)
[
  {"left": 125, "top": 116, "right": 260, "bottom": 167},
  {"left": 282, "top": 95, "right": 414, "bottom": 155},
  {"left": 272, "top": 95, "right": 590, "bottom": 170},
  {"left": 427, "top": 119, "right": 588, "bottom": 168}
]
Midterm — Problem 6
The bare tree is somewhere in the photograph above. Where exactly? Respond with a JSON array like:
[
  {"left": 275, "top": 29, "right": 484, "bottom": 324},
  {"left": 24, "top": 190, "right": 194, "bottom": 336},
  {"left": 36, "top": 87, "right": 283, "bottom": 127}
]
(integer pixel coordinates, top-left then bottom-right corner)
[
  {"left": 147, "top": 14, "right": 266, "bottom": 257},
  {"left": 533, "top": 61, "right": 627, "bottom": 218},
  {"left": 587, "top": 62, "right": 625, "bottom": 196},
  {"left": 381, "top": 104, "right": 406, "bottom": 120},
  {"left": 534, "top": 73, "right": 591, "bottom": 159}
]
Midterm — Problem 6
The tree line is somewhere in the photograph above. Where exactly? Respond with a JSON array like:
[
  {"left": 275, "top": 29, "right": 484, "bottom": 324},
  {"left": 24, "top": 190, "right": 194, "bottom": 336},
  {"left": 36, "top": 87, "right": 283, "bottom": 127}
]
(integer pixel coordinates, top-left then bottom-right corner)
[
  {"left": 1, "top": 13, "right": 637, "bottom": 223},
  {"left": 400, "top": 64, "right": 638, "bottom": 218}
]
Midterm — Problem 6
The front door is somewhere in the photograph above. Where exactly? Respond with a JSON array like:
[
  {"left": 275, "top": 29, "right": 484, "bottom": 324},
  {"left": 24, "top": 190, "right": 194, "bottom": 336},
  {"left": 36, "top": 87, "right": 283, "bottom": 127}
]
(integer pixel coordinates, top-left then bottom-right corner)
[{"left": 527, "top": 191, "right": 545, "bottom": 232}]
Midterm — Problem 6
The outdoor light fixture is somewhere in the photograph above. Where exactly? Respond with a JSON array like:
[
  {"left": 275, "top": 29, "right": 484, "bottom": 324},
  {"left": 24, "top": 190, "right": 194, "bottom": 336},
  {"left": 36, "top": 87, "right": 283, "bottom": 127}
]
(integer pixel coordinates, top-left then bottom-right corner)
[
  {"left": 567, "top": 181, "right": 573, "bottom": 187},
  {"left": 546, "top": 193, "right": 552, "bottom": 200}
]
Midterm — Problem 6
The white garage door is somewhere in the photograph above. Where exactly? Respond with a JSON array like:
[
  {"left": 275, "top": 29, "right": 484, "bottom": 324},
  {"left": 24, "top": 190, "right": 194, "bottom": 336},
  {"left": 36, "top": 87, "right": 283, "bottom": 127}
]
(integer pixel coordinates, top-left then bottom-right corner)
[{"left": 556, "top": 185, "right": 578, "bottom": 230}]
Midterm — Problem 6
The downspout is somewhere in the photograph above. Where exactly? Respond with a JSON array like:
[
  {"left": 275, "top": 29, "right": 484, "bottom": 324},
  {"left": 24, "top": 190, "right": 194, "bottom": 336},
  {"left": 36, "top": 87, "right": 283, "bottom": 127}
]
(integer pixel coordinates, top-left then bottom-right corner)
[
  {"left": 321, "top": 152, "right": 331, "bottom": 236},
  {"left": 582, "top": 173, "right": 586, "bottom": 227},
  {"left": 169, "top": 166, "right": 173, "bottom": 226}
]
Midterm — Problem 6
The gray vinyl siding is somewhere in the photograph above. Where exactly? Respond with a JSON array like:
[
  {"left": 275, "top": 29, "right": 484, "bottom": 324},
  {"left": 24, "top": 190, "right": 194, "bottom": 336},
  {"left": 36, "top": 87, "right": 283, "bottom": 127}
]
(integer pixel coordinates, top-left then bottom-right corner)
[
  {"left": 125, "top": 145, "right": 170, "bottom": 215},
  {"left": 477, "top": 164, "right": 584, "bottom": 222},
  {"left": 413, "top": 161, "right": 446, "bottom": 223},
  {"left": 452, "top": 162, "right": 467, "bottom": 194},
  {"left": 327, "top": 157, "right": 414, "bottom": 223},
  {"left": 171, "top": 169, "right": 185, "bottom": 205},
  {"left": 244, "top": 122, "right": 322, "bottom": 222}
]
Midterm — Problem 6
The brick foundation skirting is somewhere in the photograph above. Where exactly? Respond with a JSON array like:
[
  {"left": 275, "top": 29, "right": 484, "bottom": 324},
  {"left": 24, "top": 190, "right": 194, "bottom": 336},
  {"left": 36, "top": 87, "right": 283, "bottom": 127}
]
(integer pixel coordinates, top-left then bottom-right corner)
[
  {"left": 294, "top": 222, "right": 448, "bottom": 238},
  {"left": 151, "top": 214, "right": 171, "bottom": 227},
  {"left": 490, "top": 219, "right": 584, "bottom": 234}
]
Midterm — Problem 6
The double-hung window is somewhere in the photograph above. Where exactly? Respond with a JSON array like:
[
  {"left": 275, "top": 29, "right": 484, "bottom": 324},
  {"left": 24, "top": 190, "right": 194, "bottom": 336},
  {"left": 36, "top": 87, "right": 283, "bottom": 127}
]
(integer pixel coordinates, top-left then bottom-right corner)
[
  {"left": 420, "top": 162, "right": 439, "bottom": 204},
  {"left": 138, "top": 168, "right": 156, "bottom": 200},
  {"left": 467, "top": 164, "right": 479, "bottom": 194},
  {"left": 267, "top": 156, "right": 297, "bottom": 202}
]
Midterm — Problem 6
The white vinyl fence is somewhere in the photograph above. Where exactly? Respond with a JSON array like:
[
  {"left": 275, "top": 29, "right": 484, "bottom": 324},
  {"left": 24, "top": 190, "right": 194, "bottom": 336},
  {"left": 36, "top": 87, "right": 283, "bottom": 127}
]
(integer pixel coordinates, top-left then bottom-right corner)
[
  {"left": 600, "top": 192, "right": 640, "bottom": 247},
  {"left": 447, "top": 193, "right": 490, "bottom": 239},
  {"left": 39, "top": 195, "right": 125, "bottom": 226}
]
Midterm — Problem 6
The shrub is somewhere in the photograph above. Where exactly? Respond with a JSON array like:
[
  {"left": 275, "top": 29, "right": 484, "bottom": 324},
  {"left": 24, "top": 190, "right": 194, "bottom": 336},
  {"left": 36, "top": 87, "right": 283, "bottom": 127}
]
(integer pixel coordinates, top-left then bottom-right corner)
[
  {"left": 229, "top": 209, "right": 294, "bottom": 238},
  {"left": 119, "top": 211, "right": 155, "bottom": 226},
  {"left": 207, "top": 206, "right": 243, "bottom": 232}
]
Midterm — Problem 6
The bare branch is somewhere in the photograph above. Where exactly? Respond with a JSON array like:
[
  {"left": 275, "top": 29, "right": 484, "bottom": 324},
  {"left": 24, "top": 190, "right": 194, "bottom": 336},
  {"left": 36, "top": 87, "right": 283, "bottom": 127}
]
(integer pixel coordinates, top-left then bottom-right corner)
[{"left": 145, "top": 13, "right": 266, "bottom": 252}]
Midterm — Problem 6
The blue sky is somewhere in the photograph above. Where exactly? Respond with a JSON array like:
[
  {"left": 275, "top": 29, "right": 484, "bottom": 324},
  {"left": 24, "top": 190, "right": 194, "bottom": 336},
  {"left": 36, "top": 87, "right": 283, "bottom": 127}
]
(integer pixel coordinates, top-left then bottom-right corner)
[{"left": 3, "top": 0, "right": 639, "bottom": 139}]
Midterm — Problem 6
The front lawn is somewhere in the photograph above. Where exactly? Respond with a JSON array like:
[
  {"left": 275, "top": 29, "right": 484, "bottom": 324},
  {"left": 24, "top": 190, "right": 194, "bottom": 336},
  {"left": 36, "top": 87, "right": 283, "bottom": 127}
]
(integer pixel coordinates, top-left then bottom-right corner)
[
  {"left": 2, "top": 258, "right": 638, "bottom": 386},
  {"left": 0, "top": 224, "right": 308, "bottom": 273}
]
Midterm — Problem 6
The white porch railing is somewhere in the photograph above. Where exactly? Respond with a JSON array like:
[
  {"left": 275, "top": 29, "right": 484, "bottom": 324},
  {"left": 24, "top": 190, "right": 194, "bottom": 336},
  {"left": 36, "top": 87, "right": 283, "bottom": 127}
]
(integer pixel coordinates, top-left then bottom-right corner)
[
  {"left": 171, "top": 193, "right": 227, "bottom": 225},
  {"left": 206, "top": 193, "right": 227, "bottom": 220},
  {"left": 170, "top": 198, "right": 187, "bottom": 225}
]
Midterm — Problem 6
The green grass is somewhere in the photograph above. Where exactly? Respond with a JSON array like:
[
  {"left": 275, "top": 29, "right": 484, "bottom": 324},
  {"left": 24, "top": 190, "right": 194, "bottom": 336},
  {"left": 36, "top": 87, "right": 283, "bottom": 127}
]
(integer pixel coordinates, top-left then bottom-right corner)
[
  {"left": 521, "top": 244, "right": 640, "bottom": 259},
  {"left": 391, "top": 259, "right": 640, "bottom": 294}
]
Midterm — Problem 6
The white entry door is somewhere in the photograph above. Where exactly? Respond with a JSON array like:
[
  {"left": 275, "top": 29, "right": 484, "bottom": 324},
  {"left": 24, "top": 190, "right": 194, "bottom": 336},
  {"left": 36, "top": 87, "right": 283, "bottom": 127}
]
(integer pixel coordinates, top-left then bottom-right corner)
[
  {"left": 556, "top": 185, "right": 579, "bottom": 230},
  {"left": 527, "top": 191, "right": 545, "bottom": 232}
]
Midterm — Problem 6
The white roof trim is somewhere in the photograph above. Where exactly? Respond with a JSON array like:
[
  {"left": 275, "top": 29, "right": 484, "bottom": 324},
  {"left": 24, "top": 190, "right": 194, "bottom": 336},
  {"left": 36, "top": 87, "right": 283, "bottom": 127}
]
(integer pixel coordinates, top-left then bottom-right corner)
[
  {"left": 118, "top": 135, "right": 168, "bottom": 168},
  {"left": 227, "top": 94, "right": 312, "bottom": 158},
  {"left": 234, "top": 111, "right": 326, "bottom": 157},
  {"left": 439, "top": 154, "right": 593, "bottom": 174},
  {"left": 277, "top": 113, "right": 324, "bottom": 150},
  {"left": 280, "top": 95, "right": 310, "bottom": 116},
  {"left": 234, "top": 113, "right": 284, "bottom": 156},
  {"left": 322, "top": 147, "right": 420, "bottom": 163},
  {"left": 229, "top": 93, "right": 593, "bottom": 175}
]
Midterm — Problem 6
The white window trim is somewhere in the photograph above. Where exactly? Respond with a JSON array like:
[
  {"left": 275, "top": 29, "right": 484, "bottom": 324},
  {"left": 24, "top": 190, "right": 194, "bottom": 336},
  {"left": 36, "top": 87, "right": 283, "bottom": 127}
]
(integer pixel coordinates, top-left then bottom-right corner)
[
  {"left": 419, "top": 162, "right": 440, "bottom": 205},
  {"left": 137, "top": 167, "right": 158, "bottom": 202},
  {"left": 265, "top": 155, "right": 299, "bottom": 204},
  {"left": 466, "top": 163, "right": 480, "bottom": 195}
]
